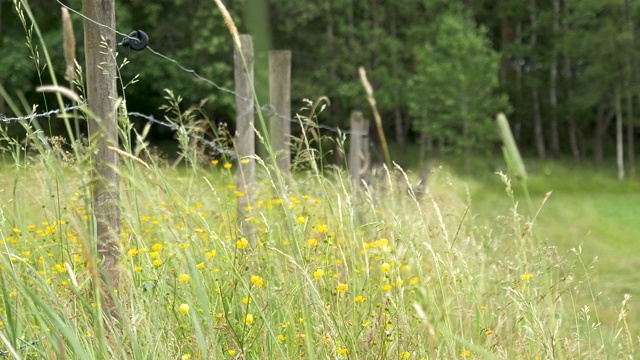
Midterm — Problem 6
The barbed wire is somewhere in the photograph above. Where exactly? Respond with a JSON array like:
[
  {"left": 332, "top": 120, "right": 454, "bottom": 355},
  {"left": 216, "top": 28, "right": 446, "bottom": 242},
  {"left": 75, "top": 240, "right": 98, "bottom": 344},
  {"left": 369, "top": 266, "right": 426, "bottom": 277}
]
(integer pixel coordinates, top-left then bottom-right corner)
[
  {"left": 0, "top": 104, "right": 84, "bottom": 123},
  {"left": 0, "top": 103, "right": 368, "bottom": 157},
  {"left": 54, "top": 0, "right": 369, "bottom": 137},
  {"left": 56, "top": 0, "right": 252, "bottom": 102},
  {"left": 0, "top": 338, "right": 41, "bottom": 357},
  {"left": 125, "top": 111, "right": 237, "bottom": 159},
  {"left": 2, "top": 2, "right": 370, "bottom": 155}
]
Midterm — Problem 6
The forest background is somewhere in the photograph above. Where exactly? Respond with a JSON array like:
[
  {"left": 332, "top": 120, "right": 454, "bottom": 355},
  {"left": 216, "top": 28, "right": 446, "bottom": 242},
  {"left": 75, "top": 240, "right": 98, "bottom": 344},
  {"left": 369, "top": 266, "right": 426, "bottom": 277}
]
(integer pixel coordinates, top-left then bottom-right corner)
[{"left": 1, "top": 0, "right": 639, "bottom": 175}]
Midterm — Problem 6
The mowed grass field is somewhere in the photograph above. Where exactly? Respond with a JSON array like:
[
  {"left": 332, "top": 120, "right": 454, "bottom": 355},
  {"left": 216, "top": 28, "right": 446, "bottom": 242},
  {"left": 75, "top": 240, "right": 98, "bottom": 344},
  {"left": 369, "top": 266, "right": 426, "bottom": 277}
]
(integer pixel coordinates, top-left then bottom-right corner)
[{"left": 465, "top": 159, "right": 640, "bottom": 339}]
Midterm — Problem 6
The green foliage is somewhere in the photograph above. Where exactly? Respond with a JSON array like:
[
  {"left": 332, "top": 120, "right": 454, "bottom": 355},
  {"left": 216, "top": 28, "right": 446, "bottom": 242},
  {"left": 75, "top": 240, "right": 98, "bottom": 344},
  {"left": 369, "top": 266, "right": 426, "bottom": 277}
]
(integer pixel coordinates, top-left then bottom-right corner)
[{"left": 409, "top": 11, "right": 509, "bottom": 155}]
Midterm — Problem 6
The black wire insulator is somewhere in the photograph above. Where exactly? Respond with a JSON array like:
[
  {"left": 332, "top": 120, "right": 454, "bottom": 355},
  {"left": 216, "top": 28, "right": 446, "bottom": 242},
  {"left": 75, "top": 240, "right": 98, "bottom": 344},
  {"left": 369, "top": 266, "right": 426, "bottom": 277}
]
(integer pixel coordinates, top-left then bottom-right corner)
[{"left": 118, "top": 30, "right": 149, "bottom": 51}]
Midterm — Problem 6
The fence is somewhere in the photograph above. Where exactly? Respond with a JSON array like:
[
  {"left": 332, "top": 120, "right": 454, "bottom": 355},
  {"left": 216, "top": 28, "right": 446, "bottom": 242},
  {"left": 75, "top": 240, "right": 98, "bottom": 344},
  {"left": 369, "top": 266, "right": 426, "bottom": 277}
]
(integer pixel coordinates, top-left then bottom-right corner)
[
  {"left": 0, "top": 3, "right": 380, "bottom": 344},
  {"left": 1, "top": 35, "right": 373, "bottom": 192},
  {"left": 1, "top": 17, "right": 375, "bottom": 264}
]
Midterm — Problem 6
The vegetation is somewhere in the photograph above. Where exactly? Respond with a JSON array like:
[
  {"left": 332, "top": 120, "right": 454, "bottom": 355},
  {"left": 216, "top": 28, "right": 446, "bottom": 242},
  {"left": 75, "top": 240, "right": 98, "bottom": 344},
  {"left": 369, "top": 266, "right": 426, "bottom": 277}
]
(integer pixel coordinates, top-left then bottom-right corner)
[
  {"left": 0, "top": 0, "right": 638, "bottom": 359},
  {"left": 2, "top": 0, "right": 640, "bottom": 173},
  {"left": 1, "top": 130, "right": 637, "bottom": 358}
]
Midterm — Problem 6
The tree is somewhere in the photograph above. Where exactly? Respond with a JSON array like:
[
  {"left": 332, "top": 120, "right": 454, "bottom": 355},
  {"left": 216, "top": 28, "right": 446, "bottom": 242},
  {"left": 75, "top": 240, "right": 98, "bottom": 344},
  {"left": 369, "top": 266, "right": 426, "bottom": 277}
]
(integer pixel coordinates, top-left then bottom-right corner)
[{"left": 409, "top": 10, "right": 509, "bottom": 171}]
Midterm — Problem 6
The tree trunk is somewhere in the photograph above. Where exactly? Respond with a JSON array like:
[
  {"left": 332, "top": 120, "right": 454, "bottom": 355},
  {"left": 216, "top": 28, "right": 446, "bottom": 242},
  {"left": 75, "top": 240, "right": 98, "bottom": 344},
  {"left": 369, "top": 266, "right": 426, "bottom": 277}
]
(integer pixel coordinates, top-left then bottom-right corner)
[
  {"left": 548, "top": 0, "right": 561, "bottom": 157},
  {"left": 530, "top": 1, "right": 546, "bottom": 159},
  {"left": 347, "top": 0, "right": 355, "bottom": 49},
  {"left": 594, "top": 100, "right": 607, "bottom": 164},
  {"left": 626, "top": 85, "right": 635, "bottom": 179},
  {"left": 532, "top": 87, "right": 546, "bottom": 159},
  {"left": 615, "top": 85, "right": 625, "bottom": 180},
  {"left": 82, "top": 0, "right": 120, "bottom": 315},
  {"left": 462, "top": 94, "right": 471, "bottom": 173},
  {"left": 626, "top": 0, "right": 636, "bottom": 179},
  {"left": 564, "top": 56, "right": 580, "bottom": 161},
  {"left": 500, "top": 17, "right": 512, "bottom": 86},
  {"left": 418, "top": 130, "right": 429, "bottom": 167},
  {"left": 326, "top": 0, "right": 336, "bottom": 81},
  {"left": 514, "top": 22, "right": 523, "bottom": 145},
  {"left": 389, "top": 5, "right": 405, "bottom": 147},
  {"left": 393, "top": 107, "right": 405, "bottom": 147},
  {"left": 563, "top": 0, "right": 580, "bottom": 161},
  {"left": 368, "top": 0, "right": 380, "bottom": 69}
]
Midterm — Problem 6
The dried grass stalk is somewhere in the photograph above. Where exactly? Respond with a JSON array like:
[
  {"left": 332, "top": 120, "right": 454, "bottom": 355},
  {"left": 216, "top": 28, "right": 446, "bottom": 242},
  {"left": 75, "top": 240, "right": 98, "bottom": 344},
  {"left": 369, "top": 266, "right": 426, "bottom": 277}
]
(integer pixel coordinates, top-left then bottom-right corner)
[
  {"left": 212, "top": 0, "right": 241, "bottom": 51},
  {"left": 61, "top": 7, "right": 76, "bottom": 82}
]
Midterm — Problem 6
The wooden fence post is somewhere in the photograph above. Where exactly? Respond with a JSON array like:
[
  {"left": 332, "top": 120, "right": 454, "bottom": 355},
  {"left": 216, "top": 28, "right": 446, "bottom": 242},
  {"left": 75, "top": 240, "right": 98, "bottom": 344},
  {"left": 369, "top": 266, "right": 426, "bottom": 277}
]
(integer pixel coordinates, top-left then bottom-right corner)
[
  {"left": 349, "top": 111, "right": 369, "bottom": 187},
  {"left": 234, "top": 34, "right": 255, "bottom": 240},
  {"left": 269, "top": 50, "right": 291, "bottom": 175},
  {"left": 82, "top": 0, "right": 120, "bottom": 310}
]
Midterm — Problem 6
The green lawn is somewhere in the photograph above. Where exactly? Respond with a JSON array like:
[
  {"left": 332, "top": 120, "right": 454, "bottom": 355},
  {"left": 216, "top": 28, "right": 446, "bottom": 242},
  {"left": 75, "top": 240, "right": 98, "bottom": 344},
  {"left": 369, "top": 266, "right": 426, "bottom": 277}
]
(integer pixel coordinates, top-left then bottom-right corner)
[{"left": 462, "top": 159, "right": 640, "bottom": 338}]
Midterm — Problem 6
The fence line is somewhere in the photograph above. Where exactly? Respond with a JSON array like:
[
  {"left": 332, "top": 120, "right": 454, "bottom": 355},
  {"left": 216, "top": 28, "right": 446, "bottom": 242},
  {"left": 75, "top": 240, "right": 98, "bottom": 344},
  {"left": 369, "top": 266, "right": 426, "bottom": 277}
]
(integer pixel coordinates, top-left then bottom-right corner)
[
  {"left": 125, "top": 112, "right": 237, "bottom": 159},
  {"left": 0, "top": 104, "right": 83, "bottom": 123},
  {"left": 56, "top": 1, "right": 267, "bottom": 110},
  {"left": 57, "top": 0, "right": 342, "bottom": 139},
  {"left": 0, "top": 106, "right": 367, "bottom": 146},
  {"left": 12, "top": 4, "right": 374, "bottom": 187},
  {"left": 0, "top": 338, "right": 42, "bottom": 357}
]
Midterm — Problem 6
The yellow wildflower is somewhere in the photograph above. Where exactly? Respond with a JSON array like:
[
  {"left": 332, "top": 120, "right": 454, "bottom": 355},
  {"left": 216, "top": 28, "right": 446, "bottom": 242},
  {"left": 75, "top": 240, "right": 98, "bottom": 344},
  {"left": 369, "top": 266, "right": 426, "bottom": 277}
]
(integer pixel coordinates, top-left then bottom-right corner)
[
  {"left": 250, "top": 275, "right": 264, "bottom": 287},
  {"left": 236, "top": 238, "right": 249, "bottom": 249},
  {"left": 151, "top": 243, "right": 163, "bottom": 251},
  {"left": 179, "top": 303, "right": 190, "bottom": 315},
  {"left": 521, "top": 273, "right": 534, "bottom": 281}
]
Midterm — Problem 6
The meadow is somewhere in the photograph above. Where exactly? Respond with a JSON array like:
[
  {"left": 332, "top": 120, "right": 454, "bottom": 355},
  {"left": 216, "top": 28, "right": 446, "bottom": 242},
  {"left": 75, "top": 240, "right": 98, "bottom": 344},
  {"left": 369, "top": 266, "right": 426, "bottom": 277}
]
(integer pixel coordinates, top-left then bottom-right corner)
[
  {"left": 468, "top": 160, "right": 640, "bottom": 342},
  {"left": 0, "top": 121, "right": 638, "bottom": 359},
  {"left": 0, "top": 1, "right": 637, "bottom": 357}
]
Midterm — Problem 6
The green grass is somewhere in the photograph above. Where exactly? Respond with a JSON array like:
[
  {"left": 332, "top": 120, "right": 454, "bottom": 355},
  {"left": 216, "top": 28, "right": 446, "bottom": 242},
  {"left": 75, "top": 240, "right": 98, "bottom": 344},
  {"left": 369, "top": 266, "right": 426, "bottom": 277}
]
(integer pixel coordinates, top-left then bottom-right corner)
[
  {"left": 2, "top": 2, "right": 638, "bottom": 356},
  {"left": 461, "top": 159, "right": 640, "bottom": 341},
  {"left": 0, "top": 148, "right": 637, "bottom": 358}
]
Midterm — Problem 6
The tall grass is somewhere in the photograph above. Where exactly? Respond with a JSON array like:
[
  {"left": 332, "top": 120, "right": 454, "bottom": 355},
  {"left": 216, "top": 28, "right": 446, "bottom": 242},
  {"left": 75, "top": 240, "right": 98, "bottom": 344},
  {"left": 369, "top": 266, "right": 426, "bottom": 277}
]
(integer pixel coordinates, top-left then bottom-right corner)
[{"left": 0, "top": 1, "right": 636, "bottom": 359}]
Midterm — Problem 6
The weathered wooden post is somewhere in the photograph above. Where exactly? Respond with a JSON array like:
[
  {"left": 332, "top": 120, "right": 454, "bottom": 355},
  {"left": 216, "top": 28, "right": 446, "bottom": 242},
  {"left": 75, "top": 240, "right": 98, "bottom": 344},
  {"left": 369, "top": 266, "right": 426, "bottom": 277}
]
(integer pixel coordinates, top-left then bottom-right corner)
[
  {"left": 269, "top": 50, "right": 291, "bottom": 175},
  {"left": 234, "top": 34, "right": 255, "bottom": 240},
  {"left": 349, "top": 111, "right": 369, "bottom": 187},
  {"left": 82, "top": 0, "right": 120, "bottom": 305}
]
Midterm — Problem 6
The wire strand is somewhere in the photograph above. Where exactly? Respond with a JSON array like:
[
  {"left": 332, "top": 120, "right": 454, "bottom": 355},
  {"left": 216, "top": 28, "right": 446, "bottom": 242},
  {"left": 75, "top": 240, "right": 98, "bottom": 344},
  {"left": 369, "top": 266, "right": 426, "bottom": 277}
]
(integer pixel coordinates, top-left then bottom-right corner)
[
  {"left": 0, "top": 104, "right": 84, "bottom": 123},
  {"left": 126, "top": 111, "right": 237, "bottom": 159},
  {"left": 13, "top": 3, "right": 370, "bottom": 145}
]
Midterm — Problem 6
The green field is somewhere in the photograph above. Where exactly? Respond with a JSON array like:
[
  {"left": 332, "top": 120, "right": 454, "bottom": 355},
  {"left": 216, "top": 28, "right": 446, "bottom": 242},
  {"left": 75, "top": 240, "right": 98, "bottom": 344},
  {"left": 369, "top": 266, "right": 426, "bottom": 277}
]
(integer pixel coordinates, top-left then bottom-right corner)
[
  {"left": 1, "top": 149, "right": 638, "bottom": 358},
  {"left": 464, "top": 160, "right": 640, "bottom": 340}
]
